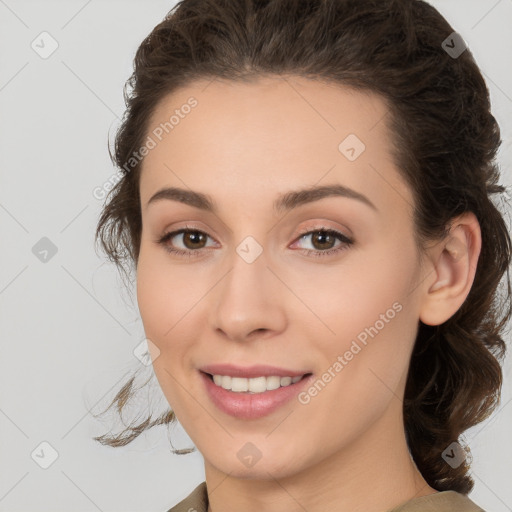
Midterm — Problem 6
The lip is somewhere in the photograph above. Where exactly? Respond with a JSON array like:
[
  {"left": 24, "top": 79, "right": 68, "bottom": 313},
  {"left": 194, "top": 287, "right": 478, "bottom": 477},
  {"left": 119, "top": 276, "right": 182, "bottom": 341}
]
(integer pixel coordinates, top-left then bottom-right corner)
[
  {"left": 199, "top": 363, "right": 308, "bottom": 378},
  {"left": 199, "top": 368, "right": 314, "bottom": 420}
]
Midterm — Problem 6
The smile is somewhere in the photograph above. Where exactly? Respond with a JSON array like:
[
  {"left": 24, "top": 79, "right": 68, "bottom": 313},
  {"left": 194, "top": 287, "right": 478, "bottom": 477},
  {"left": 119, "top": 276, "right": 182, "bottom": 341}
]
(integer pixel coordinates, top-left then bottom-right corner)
[
  {"left": 211, "top": 374, "right": 304, "bottom": 393},
  {"left": 200, "top": 370, "right": 314, "bottom": 419}
]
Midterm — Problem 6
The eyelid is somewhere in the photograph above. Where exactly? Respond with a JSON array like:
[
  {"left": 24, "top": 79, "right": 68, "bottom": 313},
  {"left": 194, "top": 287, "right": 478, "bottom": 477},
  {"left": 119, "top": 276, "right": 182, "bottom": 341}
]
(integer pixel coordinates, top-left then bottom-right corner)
[
  {"left": 158, "top": 222, "right": 352, "bottom": 243},
  {"left": 156, "top": 222, "right": 354, "bottom": 258},
  {"left": 294, "top": 223, "right": 352, "bottom": 239},
  {"left": 159, "top": 224, "right": 218, "bottom": 248}
]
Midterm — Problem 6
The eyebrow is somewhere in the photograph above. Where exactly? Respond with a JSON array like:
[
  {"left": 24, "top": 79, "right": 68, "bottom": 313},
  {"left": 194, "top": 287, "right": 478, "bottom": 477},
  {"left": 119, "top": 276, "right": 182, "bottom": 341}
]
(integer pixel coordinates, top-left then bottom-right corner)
[{"left": 145, "top": 183, "right": 377, "bottom": 213}]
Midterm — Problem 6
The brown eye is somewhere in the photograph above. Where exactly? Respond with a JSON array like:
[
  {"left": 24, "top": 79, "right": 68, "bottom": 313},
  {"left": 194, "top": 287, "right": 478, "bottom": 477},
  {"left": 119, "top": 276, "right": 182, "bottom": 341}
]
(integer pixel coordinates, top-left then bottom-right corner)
[
  {"left": 157, "top": 228, "right": 216, "bottom": 257},
  {"left": 309, "top": 231, "right": 337, "bottom": 250},
  {"left": 181, "top": 230, "right": 208, "bottom": 249},
  {"left": 292, "top": 228, "right": 353, "bottom": 258}
]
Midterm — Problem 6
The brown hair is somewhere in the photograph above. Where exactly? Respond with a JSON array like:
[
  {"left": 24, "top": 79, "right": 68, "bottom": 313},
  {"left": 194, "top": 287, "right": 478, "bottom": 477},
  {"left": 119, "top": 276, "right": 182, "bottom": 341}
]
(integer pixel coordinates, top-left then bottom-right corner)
[{"left": 93, "top": 0, "right": 511, "bottom": 494}]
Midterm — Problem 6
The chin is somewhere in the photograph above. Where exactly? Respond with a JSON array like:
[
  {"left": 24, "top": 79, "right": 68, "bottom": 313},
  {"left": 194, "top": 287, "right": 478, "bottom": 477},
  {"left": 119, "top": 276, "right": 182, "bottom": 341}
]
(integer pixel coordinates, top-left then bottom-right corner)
[
  {"left": 203, "top": 444, "right": 309, "bottom": 481},
  {"left": 216, "top": 459, "right": 300, "bottom": 480}
]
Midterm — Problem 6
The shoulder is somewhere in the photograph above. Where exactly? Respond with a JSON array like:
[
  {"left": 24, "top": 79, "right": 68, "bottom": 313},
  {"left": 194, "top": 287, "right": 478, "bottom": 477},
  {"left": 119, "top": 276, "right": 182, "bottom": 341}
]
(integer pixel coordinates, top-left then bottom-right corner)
[
  {"left": 388, "top": 490, "right": 486, "bottom": 512},
  {"left": 164, "top": 481, "right": 208, "bottom": 512}
]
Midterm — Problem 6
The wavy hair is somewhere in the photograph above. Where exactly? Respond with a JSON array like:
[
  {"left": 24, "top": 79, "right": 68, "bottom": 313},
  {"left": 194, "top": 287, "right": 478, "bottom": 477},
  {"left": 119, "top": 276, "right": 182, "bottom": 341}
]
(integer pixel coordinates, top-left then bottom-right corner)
[{"left": 93, "top": 0, "right": 512, "bottom": 494}]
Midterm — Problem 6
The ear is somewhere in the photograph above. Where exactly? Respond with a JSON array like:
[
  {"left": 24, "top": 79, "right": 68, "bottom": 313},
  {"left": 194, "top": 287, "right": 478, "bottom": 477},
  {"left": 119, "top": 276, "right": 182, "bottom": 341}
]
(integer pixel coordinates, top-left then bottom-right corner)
[{"left": 419, "top": 212, "right": 482, "bottom": 326}]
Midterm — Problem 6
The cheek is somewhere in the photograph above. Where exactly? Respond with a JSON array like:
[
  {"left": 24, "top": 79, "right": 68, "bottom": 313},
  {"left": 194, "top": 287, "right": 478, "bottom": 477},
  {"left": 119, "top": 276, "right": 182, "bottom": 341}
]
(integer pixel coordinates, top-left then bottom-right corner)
[
  {"left": 135, "top": 244, "right": 213, "bottom": 397},
  {"left": 136, "top": 260, "right": 168, "bottom": 341},
  {"left": 136, "top": 252, "right": 200, "bottom": 417},
  {"left": 319, "top": 253, "right": 419, "bottom": 401},
  {"left": 136, "top": 243, "right": 202, "bottom": 341},
  {"left": 284, "top": 242, "right": 420, "bottom": 405},
  {"left": 281, "top": 244, "right": 417, "bottom": 342}
]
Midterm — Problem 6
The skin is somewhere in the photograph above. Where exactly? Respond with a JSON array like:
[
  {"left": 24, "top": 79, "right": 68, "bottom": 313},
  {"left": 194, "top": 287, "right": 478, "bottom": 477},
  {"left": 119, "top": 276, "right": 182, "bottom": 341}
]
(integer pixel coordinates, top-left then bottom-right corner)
[{"left": 136, "top": 76, "right": 481, "bottom": 512}]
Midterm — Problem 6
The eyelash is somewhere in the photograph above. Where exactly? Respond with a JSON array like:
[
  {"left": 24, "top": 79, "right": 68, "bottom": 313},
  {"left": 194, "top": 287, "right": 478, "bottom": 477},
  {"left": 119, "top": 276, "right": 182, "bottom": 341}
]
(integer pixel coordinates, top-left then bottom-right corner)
[{"left": 155, "top": 225, "right": 354, "bottom": 259}]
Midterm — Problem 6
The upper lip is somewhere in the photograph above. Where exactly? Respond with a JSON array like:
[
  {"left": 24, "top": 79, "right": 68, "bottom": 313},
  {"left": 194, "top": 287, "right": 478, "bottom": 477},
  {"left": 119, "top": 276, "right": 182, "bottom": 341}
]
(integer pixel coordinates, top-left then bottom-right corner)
[{"left": 200, "top": 363, "right": 310, "bottom": 378}]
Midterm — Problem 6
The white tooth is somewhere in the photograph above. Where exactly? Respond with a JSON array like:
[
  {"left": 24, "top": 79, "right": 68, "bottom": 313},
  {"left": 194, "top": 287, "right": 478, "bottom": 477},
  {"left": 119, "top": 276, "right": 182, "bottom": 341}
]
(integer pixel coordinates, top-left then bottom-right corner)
[
  {"left": 248, "top": 376, "right": 267, "bottom": 393},
  {"left": 212, "top": 374, "right": 304, "bottom": 392},
  {"left": 231, "top": 377, "right": 248, "bottom": 392},
  {"left": 266, "top": 376, "right": 281, "bottom": 390},
  {"left": 221, "top": 375, "right": 232, "bottom": 390},
  {"left": 280, "top": 376, "right": 292, "bottom": 387}
]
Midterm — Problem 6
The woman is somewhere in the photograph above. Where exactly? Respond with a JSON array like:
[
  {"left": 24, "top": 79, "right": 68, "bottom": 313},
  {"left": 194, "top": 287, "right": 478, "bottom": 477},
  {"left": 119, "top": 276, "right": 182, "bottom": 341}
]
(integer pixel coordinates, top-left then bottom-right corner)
[{"left": 93, "top": 0, "right": 511, "bottom": 511}]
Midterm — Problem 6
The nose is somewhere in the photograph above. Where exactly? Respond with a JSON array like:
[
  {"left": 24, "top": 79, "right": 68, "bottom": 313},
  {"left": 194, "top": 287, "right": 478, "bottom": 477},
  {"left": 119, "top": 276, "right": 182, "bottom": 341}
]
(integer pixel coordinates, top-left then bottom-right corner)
[{"left": 209, "top": 245, "right": 287, "bottom": 343}]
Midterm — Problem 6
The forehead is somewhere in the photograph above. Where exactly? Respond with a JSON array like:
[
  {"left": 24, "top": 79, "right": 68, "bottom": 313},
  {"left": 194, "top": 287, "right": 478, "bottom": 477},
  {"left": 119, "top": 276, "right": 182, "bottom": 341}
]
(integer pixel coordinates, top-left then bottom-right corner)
[{"left": 139, "top": 75, "right": 412, "bottom": 215}]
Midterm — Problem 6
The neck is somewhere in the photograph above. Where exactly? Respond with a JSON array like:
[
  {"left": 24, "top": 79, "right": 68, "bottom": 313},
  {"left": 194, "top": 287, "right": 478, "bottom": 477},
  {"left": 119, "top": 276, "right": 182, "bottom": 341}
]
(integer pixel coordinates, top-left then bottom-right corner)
[{"left": 204, "top": 400, "right": 437, "bottom": 512}]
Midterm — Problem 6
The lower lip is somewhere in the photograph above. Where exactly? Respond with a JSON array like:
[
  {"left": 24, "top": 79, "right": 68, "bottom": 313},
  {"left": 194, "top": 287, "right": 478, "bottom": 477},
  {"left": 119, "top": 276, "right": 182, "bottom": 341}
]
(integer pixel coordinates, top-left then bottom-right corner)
[{"left": 200, "top": 371, "right": 313, "bottom": 420}]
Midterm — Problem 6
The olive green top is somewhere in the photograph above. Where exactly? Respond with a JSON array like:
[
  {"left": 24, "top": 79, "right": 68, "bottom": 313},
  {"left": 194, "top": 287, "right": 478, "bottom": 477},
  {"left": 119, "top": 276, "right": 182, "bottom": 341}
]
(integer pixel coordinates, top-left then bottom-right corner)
[{"left": 165, "top": 481, "right": 485, "bottom": 512}]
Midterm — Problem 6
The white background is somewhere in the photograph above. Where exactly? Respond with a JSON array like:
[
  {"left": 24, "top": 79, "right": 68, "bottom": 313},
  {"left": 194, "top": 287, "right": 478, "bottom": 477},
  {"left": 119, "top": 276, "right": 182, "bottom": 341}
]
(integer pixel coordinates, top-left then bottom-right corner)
[{"left": 0, "top": 1, "right": 511, "bottom": 511}]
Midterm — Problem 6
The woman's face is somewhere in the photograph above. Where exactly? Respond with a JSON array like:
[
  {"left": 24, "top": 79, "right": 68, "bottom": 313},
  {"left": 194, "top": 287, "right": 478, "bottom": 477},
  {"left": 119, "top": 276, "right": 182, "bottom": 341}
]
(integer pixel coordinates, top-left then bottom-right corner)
[{"left": 136, "top": 76, "right": 430, "bottom": 479}]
